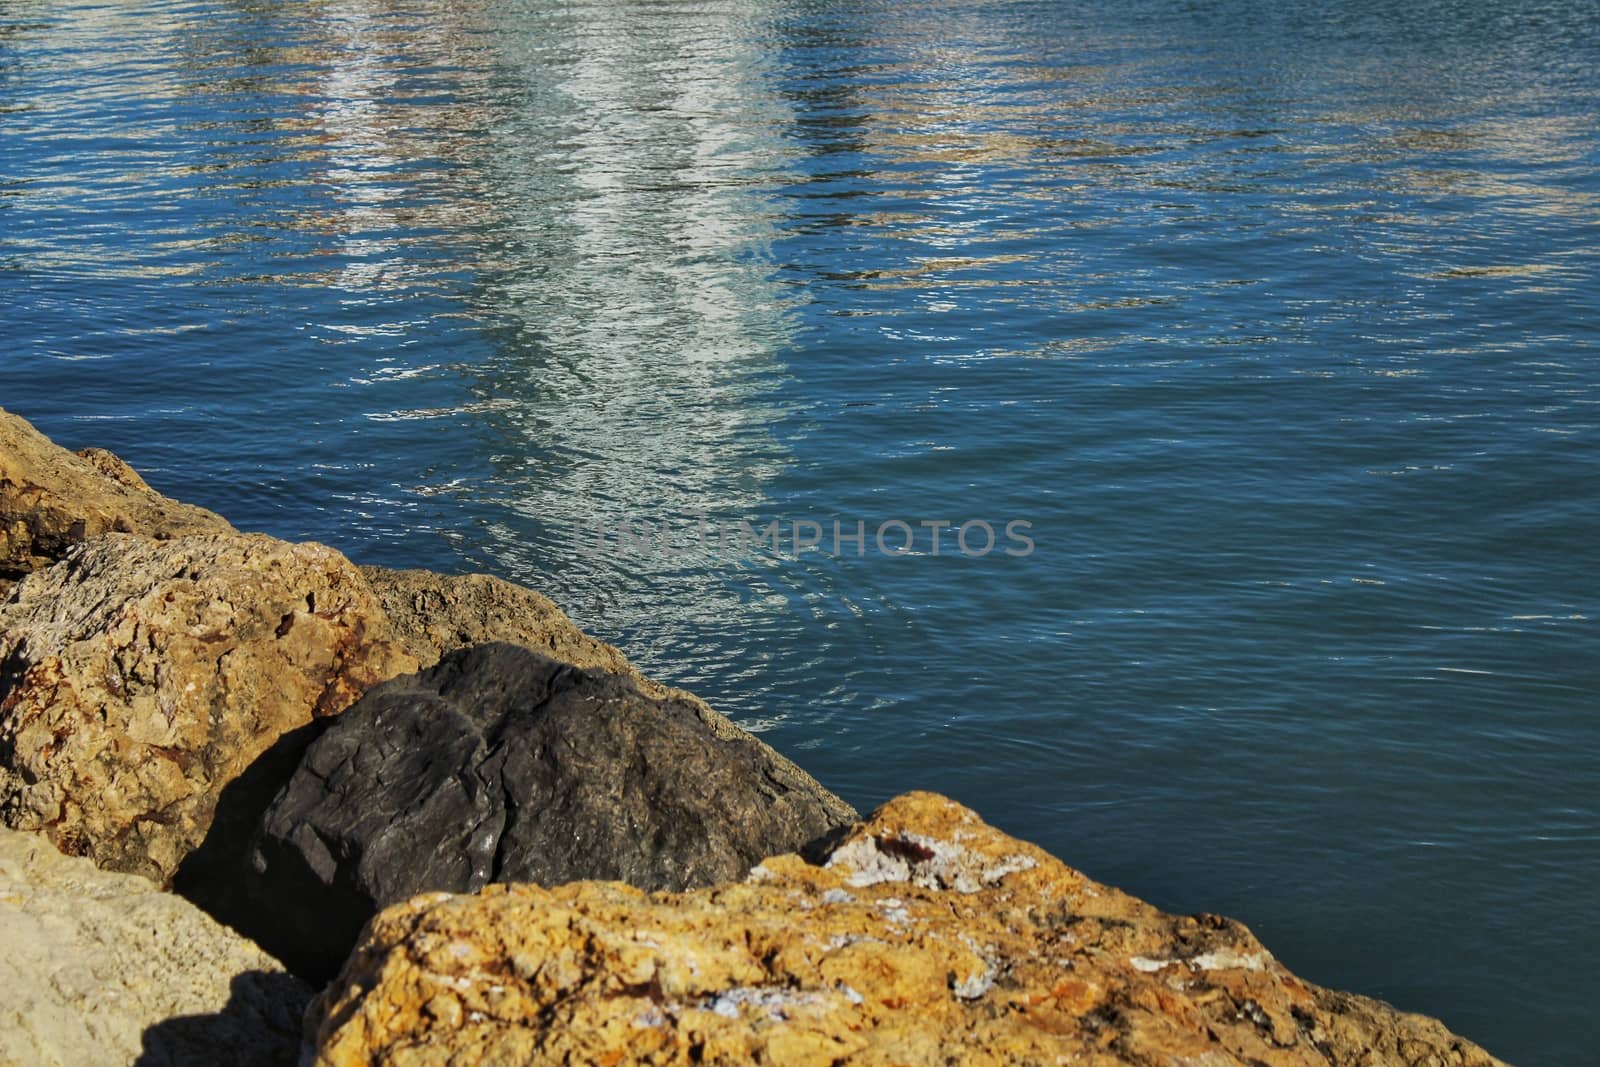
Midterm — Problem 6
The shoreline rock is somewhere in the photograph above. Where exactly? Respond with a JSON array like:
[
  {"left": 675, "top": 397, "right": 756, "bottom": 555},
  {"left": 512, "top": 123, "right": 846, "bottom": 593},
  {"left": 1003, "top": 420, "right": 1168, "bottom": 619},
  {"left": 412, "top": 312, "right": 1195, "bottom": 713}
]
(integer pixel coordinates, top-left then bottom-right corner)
[
  {"left": 0, "top": 407, "right": 232, "bottom": 584},
  {"left": 308, "top": 792, "right": 1508, "bottom": 1067},
  {"left": 0, "top": 825, "right": 310, "bottom": 1067},
  {"left": 0, "top": 532, "right": 419, "bottom": 884},
  {"left": 224, "top": 642, "right": 859, "bottom": 980},
  {"left": 359, "top": 564, "right": 640, "bottom": 676}
]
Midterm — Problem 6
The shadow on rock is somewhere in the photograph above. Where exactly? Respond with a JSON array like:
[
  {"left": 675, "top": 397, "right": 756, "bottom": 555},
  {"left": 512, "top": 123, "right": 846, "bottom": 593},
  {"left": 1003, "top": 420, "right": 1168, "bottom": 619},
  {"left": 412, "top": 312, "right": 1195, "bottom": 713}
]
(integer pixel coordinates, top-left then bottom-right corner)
[
  {"left": 171, "top": 720, "right": 329, "bottom": 969},
  {"left": 134, "top": 970, "right": 311, "bottom": 1067}
]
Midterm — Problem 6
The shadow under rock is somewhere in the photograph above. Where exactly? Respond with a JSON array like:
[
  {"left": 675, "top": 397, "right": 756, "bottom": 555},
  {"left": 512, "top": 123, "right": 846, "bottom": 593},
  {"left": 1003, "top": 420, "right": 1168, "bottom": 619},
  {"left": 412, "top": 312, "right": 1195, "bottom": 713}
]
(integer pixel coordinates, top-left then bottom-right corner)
[
  {"left": 172, "top": 720, "right": 332, "bottom": 979},
  {"left": 134, "top": 970, "right": 313, "bottom": 1067}
]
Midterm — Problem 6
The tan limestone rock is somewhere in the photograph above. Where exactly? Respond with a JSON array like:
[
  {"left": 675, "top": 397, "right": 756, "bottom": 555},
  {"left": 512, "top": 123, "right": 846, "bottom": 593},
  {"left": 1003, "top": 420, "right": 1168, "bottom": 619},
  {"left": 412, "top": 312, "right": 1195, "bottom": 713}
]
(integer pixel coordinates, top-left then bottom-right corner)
[
  {"left": 308, "top": 792, "right": 1506, "bottom": 1067},
  {"left": 359, "top": 564, "right": 637, "bottom": 676},
  {"left": 0, "top": 407, "right": 232, "bottom": 582},
  {"left": 0, "top": 825, "right": 311, "bottom": 1067},
  {"left": 0, "top": 533, "right": 418, "bottom": 884}
]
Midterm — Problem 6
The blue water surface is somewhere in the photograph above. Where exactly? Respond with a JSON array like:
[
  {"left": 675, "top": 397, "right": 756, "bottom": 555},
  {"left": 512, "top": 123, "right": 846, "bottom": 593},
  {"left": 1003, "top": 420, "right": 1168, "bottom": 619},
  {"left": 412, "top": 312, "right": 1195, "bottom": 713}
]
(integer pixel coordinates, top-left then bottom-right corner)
[{"left": 3, "top": 1, "right": 1597, "bottom": 1061}]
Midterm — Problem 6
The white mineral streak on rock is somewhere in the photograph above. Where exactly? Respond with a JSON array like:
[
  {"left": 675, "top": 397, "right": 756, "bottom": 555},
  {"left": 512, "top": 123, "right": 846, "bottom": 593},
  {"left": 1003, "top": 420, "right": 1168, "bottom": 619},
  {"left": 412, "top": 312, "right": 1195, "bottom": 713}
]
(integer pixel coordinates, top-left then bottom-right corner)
[
  {"left": 826, "top": 830, "right": 1037, "bottom": 892},
  {"left": 1131, "top": 949, "right": 1270, "bottom": 973}
]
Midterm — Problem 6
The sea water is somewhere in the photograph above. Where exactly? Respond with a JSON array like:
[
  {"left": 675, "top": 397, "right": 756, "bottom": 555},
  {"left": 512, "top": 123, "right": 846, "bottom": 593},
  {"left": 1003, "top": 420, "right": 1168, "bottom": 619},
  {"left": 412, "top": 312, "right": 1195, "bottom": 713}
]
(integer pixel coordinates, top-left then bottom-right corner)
[{"left": 2, "top": 1, "right": 1597, "bottom": 1060}]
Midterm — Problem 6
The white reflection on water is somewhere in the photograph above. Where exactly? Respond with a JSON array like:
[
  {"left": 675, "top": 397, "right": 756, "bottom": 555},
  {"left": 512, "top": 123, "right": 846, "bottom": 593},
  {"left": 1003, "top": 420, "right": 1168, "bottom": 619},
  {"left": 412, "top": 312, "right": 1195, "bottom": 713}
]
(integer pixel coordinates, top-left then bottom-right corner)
[{"left": 460, "top": 2, "right": 814, "bottom": 695}]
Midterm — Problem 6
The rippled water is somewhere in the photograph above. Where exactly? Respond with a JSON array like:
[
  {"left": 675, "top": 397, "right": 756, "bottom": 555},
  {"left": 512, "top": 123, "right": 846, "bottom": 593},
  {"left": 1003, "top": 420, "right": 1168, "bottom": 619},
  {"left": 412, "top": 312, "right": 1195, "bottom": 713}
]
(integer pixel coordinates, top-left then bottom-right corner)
[{"left": 3, "top": 1, "right": 1598, "bottom": 1060}]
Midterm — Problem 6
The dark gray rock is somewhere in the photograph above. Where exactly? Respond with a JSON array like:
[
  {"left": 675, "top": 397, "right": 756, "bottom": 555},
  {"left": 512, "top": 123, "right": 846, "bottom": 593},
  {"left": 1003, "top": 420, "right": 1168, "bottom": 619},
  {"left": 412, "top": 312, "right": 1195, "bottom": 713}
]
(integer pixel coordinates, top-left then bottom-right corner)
[{"left": 238, "top": 642, "right": 857, "bottom": 979}]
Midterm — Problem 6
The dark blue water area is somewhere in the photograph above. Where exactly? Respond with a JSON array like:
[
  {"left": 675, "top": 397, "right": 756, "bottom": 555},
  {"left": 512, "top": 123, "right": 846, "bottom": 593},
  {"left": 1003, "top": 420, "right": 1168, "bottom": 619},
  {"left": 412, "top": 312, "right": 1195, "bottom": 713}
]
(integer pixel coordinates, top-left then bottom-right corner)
[{"left": 3, "top": 1, "right": 1599, "bottom": 1061}]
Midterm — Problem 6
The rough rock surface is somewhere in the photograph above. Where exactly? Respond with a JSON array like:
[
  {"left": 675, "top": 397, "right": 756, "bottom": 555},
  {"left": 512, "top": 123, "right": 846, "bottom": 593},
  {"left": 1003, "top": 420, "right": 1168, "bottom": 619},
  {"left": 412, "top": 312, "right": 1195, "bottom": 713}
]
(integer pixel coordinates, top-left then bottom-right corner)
[
  {"left": 358, "top": 565, "right": 736, "bottom": 714},
  {"left": 239, "top": 642, "right": 858, "bottom": 980},
  {"left": 308, "top": 792, "right": 1506, "bottom": 1067},
  {"left": 360, "top": 564, "right": 639, "bottom": 675},
  {"left": 0, "top": 407, "right": 231, "bottom": 583},
  {"left": 0, "top": 826, "right": 310, "bottom": 1067},
  {"left": 0, "top": 533, "right": 418, "bottom": 884}
]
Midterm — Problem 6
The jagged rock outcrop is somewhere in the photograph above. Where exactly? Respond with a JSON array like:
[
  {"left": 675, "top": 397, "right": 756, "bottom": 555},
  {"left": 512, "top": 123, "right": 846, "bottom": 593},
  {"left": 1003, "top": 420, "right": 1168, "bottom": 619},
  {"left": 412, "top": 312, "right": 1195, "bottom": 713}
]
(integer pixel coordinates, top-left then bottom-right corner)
[
  {"left": 0, "top": 406, "right": 231, "bottom": 585},
  {"left": 0, "top": 532, "right": 418, "bottom": 884},
  {"left": 308, "top": 792, "right": 1505, "bottom": 1067},
  {"left": 0, "top": 826, "right": 310, "bottom": 1067},
  {"left": 235, "top": 642, "right": 858, "bottom": 980}
]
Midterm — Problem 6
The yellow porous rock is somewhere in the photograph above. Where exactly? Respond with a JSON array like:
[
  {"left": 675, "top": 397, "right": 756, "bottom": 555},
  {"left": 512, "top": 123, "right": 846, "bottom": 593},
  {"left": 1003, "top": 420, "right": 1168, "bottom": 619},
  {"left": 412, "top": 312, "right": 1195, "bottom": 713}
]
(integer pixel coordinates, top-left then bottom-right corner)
[
  {"left": 309, "top": 792, "right": 1505, "bottom": 1067},
  {"left": 0, "top": 532, "right": 419, "bottom": 884}
]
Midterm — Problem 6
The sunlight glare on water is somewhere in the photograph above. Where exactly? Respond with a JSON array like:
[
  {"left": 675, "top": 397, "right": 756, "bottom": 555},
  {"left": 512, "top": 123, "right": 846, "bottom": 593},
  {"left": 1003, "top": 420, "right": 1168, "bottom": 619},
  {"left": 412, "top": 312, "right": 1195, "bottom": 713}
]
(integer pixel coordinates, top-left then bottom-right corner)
[{"left": 2, "top": 1, "right": 1598, "bottom": 1061}]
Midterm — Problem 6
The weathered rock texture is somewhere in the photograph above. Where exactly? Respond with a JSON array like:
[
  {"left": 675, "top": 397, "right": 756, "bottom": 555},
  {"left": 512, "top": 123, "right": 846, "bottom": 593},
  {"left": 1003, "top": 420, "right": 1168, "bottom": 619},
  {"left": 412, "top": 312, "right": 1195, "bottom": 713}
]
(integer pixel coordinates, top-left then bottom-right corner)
[
  {"left": 0, "top": 826, "right": 310, "bottom": 1067},
  {"left": 0, "top": 533, "right": 418, "bottom": 884},
  {"left": 238, "top": 642, "right": 858, "bottom": 980},
  {"left": 360, "top": 565, "right": 638, "bottom": 675},
  {"left": 309, "top": 792, "right": 1505, "bottom": 1067},
  {"left": 358, "top": 565, "right": 727, "bottom": 709},
  {"left": 0, "top": 406, "right": 231, "bottom": 584}
]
